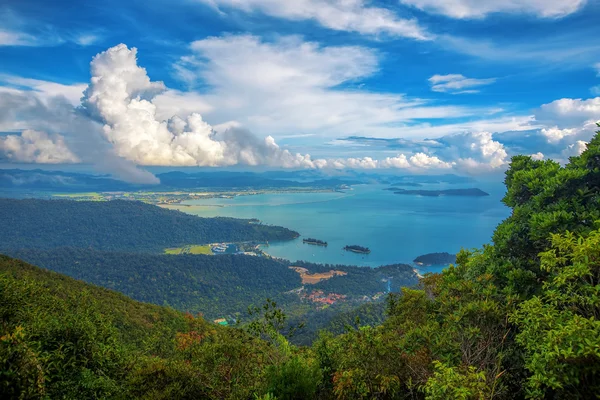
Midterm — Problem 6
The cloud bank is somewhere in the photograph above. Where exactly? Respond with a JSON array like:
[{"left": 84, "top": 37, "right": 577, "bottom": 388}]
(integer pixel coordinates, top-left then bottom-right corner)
[{"left": 0, "top": 43, "right": 598, "bottom": 182}]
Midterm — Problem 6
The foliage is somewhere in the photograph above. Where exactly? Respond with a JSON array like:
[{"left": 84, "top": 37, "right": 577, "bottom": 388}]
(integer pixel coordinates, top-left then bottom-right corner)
[
  {"left": 511, "top": 230, "right": 600, "bottom": 398},
  {"left": 424, "top": 361, "right": 489, "bottom": 400}
]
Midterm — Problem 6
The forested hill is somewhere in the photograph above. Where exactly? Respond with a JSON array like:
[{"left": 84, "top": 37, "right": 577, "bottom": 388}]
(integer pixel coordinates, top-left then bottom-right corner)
[
  {"left": 0, "top": 254, "right": 283, "bottom": 399},
  {"left": 6, "top": 247, "right": 301, "bottom": 318},
  {"left": 0, "top": 198, "right": 298, "bottom": 252}
]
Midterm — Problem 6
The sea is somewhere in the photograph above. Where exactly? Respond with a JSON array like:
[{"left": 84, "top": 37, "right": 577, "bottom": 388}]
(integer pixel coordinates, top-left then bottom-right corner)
[{"left": 171, "top": 182, "right": 511, "bottom": 274}]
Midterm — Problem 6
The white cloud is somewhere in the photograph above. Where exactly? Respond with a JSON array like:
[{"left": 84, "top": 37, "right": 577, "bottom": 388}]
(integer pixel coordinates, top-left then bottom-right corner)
[
  {"left": 198, "top": 0, "right": 431, "bottom": 40},
  {"left": 534, "top": 98, "right": 599, "bottom": 156},
  {"left": 434, "top": 131, "right": 509, "bottom": 173},
  {"left": 0, "top": 129, "right": 80, "bottom": 163},
  {"left": 320, "top": 153, "right": 453, "bottom": 171},
  {"left": 540, "top": 126, "right": 577, "bottom": 143},
  {"left": 428, "top": 74, "right": 496, "bottom": 94},
  {"left": 174, "top": 34, "right": 497, "bottom": 139},
  {"left": 0, "top": 28, "right": 38, "bottom": 46},
  {"left": 0, "top": 43, "right": 470, "bottom": 177},
  {"left": 73, "top": 34, "right": 101, "bottom": 46},
  {"left": 399, "top": 0, "right": 586, "bottom": 19},
  {"left": 537, "top": 97, "right": 600, "bottom": 128},
  {"left": 4, "top": 42, "right": 598, "bottom": 179},
  {"left": 441, "top": 34, "right": 600, "bottom": 67},
  {"left": 81, "top": 43, "right": 322, "bottom": 168},
  {"left": 380, "top": 154, "right": 411, "bottom": 168},
  {"left": 0, "top": 75, "right": 86, "bottom": 105},
  {"left": 409, "top": 152, "right": 453, "bottom": 169},
  {"left": 562, "top": 140, "right": 588, "bottom": 157},
  {"left": 530, "top": 152, "right": 544, "bottom": 160}
]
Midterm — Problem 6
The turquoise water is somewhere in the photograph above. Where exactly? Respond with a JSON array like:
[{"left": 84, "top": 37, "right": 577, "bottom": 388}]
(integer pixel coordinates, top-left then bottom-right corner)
[{"left": 175, "top": 183, "right": 510, "bottom": 273}]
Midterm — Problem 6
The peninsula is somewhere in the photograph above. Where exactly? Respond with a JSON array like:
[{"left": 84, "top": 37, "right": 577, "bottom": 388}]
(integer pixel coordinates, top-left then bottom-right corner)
[
  {"left": 343, "top": 245, "right": 371, "bottom": 254},
  {"left": 413, "top": 252, "right": 456, "bottom": 266},
  {"left": 393, "top": 188, "right": 489, "bottom": 197}
]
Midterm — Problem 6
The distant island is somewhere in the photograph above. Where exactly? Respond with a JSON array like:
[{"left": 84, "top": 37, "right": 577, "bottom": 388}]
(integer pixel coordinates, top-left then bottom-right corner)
[
  {"left": 303, "top": 238, "right": 328, "bottom": 246},
  {"left": 414, "top": 252, "right": 456, "bottom": 266},
  {"left": 383, "top": 182, "right": 423, "bottom": 189},
  {"left": 393, "top": 188, "right": 489, "bottom": 197},
  {"left": 343, "top": 245, "right": 371, "bottom": 254}
]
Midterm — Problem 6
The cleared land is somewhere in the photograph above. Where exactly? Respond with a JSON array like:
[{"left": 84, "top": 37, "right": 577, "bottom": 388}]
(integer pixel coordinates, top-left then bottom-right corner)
[
  {"left": 165, "top": 245, "right": 213, "bottom": 255},
  {"left": 290, "top": 266, "right": 347, "bottom": 284}
]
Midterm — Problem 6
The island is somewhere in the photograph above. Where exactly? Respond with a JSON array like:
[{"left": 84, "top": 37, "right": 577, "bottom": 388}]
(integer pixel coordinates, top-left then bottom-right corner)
[
  {"left": 383, "top": 182, "right": 423, "bottom": 189},
  {"left": 343, "top": 245, "right": 371, "bottom": 254},
  {"left": 303, "top": 238, "right": 328, "bottom": 246},
  {"left": 393, "top": 188, "right": 489, "bottom": 197},
  {"left": 413, "top": 252, "right": 456, "bottom": 266}
]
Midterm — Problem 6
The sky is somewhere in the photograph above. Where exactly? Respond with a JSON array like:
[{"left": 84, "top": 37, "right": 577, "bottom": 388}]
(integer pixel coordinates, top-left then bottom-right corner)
[{"left": 0, "top": 0, "right": 599, "bottom": 182}]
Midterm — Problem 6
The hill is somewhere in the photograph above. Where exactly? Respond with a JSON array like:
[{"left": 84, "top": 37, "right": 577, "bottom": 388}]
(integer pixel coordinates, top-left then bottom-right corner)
[
  {"left": 5, "top": 247, "right": 301, "bottom": 318},
  {"left": 4, "top": 248, "right": 419, "bottom": 320},
  {"left": 0, "top": 254, "right": 284, "bottom": 399},
  {"left": 0, "top": 198, "right": 298, "bottom": 252}
]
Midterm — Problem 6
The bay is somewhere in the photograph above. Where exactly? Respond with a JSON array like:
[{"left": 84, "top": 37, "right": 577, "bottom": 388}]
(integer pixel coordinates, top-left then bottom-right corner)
[{"left": 171, "top": 182, "right": 510, "bottom": 273}]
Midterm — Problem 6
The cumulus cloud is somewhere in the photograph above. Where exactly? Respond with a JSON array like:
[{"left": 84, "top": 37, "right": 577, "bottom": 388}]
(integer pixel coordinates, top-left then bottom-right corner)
[
  {"left": 533, "top": 98, "right": 599, "bottom": 161},
  {"left": 399, "top": 0, "right": 586, "bottom": 19},
  {"left": 439, "top": 131, "right": 509, "bottom": 172},
  {"left": 320, "top": 153, "right": 453, "bottom": 171},
  {"left": 562, "top": 140, "right": 588, "bottom": 158},
  {"left": 530, "top": 152, "right": 544, "bottom": 160},
  {"left": 409, "top": 152, "right": 454, "bottom": 169},
  {"left": 80, "top": 44, "right": 323, "bottom": 169},
  {"left": 0, "top": 130, "right": 79, "bottom": 163},
  {"left": 198, "top": 0, "right": 430, "bottom": 40},
  {"left": 428, "top": 74, "right": 496, "bottom": 94},
  {"left": 540, "top": 126, "right": 577, "bottom": 143},
  {"left": 537, "top": 97, "right": 600, "bottom": 128}
]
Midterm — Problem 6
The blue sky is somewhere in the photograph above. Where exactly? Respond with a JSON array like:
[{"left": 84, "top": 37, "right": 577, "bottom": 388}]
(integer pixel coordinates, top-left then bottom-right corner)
[{"left": 0, "top": 0, "right": 599, "bottom": 182}]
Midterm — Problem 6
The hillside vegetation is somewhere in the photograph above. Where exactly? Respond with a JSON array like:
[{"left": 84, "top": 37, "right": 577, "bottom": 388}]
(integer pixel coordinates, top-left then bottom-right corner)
[
  {"left": 0, "top": 199, "right": 298, "bottom": 252},
  {"left": 2, "top": 127, "right": 600, "bottom": 399},
  {"left": 5, "top": 248, "right": 301, "bottom": 319}
]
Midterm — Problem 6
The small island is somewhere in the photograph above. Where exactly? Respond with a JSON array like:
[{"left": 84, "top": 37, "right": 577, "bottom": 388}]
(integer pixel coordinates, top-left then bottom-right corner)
[
  {"left": 344, "top": 245, "right": 371, "bottom": 254},
  {"left": 393, "top": 188, "right": 489, "bottom": 197},
  {"left": 383, "top": 182, "right": 423, "bottom": 189},
  {"left": 303, "top": 238, "right": 328, "bottom": 246},
  {"left": 413, "top": 252, "right": 456, "bottom": 266}
]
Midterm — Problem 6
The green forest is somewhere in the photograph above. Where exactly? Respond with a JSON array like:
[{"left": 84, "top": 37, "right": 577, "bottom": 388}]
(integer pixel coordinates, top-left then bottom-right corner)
[
  {"left": 0, "top": 199, "right": 298, "bottom": 252},
  {"left": 3, "top": 248, "right": 301, "bottom": 319},
  {"left": 2, "top": 127, "right": 600, "bottom": 399}
]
